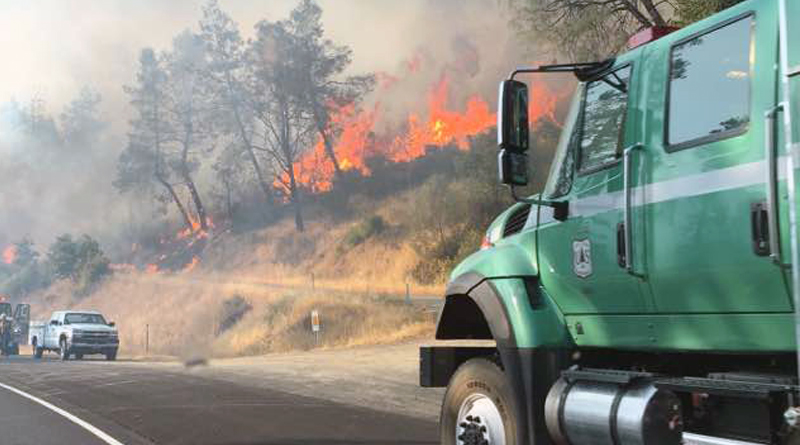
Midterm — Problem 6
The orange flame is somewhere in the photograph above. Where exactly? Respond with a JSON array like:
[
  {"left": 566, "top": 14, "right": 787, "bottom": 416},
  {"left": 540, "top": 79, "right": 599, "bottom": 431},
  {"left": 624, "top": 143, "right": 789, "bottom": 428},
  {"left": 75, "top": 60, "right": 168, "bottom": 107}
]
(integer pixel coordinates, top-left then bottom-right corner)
[
  {"left": 177, "top": 216, "right": 214, "bottom": 240},
  {"left": 281, "top": 70, "right": 563, "bottom": 195},
  {"left": 183, "top": 257, "right": 199, "bottom": 272},
  {"left": 2, "top": 246, "right": 17, "bottom": 265}
]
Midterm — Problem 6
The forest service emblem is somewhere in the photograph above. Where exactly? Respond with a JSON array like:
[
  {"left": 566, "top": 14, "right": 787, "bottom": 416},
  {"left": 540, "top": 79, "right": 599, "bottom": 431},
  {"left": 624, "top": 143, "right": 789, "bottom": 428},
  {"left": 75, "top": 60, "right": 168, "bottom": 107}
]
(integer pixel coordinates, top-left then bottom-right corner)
[{"left": 572, "top": 239, "right": 592, "bottom": 278}]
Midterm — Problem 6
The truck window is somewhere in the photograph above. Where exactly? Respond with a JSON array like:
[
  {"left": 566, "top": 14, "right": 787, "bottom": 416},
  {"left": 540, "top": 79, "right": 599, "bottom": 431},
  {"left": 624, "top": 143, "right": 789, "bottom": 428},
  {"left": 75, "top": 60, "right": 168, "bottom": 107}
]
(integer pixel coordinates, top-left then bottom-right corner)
[
  {"left": 64, "top": 313, "right": 107, "bottom": 325},
  {"left": 579, "top": 66, "right": 631, "bottom": 172},
  {"left": 667, "top": 15, "right": 753, "bottom": 148},
  {"left": 544, "top": 83, "right": 584, "bottom": 199}
]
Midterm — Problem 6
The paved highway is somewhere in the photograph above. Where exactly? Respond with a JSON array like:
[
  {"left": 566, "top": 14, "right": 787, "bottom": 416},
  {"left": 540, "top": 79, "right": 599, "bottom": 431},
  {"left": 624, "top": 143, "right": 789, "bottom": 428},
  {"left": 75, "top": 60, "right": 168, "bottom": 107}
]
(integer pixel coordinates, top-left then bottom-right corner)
[{"left": 0, "top": 355, "right": 437, "bottom": 445}]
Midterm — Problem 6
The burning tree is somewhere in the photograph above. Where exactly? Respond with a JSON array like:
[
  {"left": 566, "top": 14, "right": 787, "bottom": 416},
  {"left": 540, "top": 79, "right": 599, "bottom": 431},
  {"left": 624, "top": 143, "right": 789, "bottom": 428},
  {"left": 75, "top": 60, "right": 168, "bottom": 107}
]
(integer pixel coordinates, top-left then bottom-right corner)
[
  {"left": 117, "top": 42, "right": 214, "bottom": 233},
  {"left": 250, "top": 15, "right": 318, "bottom": 232},
  {"left": 288, "top": 0, "right": 374, "bottom": 181},
  {"left": 163, "top": 30, "right": 214, "bottom": 232},
  {"left": 117, "top": 48, "right": 195, "bottom": 230},
  {"left": 199, "top": 1, "right": 275, "bottom": 207}
]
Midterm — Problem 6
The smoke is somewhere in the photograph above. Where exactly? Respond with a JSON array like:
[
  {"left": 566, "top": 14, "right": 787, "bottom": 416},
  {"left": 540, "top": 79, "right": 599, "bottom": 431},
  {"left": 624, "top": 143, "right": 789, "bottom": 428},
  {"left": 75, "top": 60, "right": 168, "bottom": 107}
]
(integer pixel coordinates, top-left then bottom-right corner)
[{"left": 0, "top": 0, "right": 553, "bottom": 254}]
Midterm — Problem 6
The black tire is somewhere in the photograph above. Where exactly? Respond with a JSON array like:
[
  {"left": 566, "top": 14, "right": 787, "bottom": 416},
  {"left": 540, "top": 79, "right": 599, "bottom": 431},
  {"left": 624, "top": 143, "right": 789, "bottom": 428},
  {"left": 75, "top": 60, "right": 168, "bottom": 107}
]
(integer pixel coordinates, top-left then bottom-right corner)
[
  {"left": 105, "top": 349, "right": 117, "bottom": 361},
  {"left": 440, "top": 358, "right": 518, "bottom": 445},
  {"left": 10, "top": 343, "right": 18, "bottom": 356},
  {"left": 59, "top": 338, "right": 70, "bottom": 361},
  {"left": 75, "top": 353, "right": 83, "bottom": 360}
]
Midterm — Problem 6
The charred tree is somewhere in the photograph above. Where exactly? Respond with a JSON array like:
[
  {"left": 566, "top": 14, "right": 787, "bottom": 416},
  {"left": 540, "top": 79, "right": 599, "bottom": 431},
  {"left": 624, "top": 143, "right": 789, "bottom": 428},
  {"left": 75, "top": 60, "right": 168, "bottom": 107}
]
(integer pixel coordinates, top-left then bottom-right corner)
[
  {"left": 289, "top": 0, "right": 374, "bottom": 181},
  {"left": 199, "top": 1, "right": 274, "bottom": 206},
  {"left": 116, "top": 48, "right": 196, "bottom": 232},
  {"left": 251, "top": 16, "right": 317, "bottom": 232}
]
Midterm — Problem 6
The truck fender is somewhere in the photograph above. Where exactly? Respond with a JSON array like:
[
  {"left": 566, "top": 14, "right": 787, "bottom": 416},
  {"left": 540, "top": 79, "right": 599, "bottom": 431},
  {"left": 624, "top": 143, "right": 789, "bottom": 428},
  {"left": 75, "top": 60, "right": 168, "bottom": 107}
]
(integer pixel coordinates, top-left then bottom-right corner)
[
  {"left": 434, "top": 271, "right": 571, "bottom": 445},
  {"left": 435, "top": 272, "right": 514, "bottom": 346}
]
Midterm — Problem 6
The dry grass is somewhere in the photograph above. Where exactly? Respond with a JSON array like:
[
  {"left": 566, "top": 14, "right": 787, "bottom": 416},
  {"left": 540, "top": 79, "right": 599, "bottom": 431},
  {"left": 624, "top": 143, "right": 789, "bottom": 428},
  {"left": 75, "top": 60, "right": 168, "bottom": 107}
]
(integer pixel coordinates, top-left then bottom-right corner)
[
  {"left": 213, "top": 292, "right": 435, "bottom": 357},
  {"left": 24, "top": 191, "right": 451, "bottom": 359},
  {"left": 27, "top": 271, "right": 435, "bottom": 359}
]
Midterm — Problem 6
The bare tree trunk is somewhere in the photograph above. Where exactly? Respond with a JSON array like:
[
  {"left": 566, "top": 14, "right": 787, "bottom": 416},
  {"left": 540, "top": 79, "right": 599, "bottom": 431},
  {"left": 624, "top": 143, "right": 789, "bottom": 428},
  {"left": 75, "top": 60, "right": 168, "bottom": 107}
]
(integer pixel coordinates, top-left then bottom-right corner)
[
  {"left": 180, "top": 128, "right": 208, "bottom": 231},
  {"left": 223, "top": 177, "right": 233, "bottom": 221},
  {"left": 619, "top": 0, "right": 656, "bottom": 27},
  {"left": 226, "top": 76, "right": 273, "bottom": 203},
  {"left": 185, "top": 179, "right": 207, "bottom": 229},
  {"left": 157, "top": 174, "right": 194, "bottom": 230},
  {"left": 288, "top": 164, "right": 304, "bottom": 232},
  {"left": 279, "top": 101, "right": 304, "bottom": 233},
  {"left": 154, "top": 98, "right": 194, "bottom": 232},
  {"left": 320, "top": 127, "right": 342, "bottom": 179},
  {"left": 637, "top": 0, "right": 667, "bottom": 26},
  {"left": 313, "top": 109, "right": 342, "bottom": 179}
]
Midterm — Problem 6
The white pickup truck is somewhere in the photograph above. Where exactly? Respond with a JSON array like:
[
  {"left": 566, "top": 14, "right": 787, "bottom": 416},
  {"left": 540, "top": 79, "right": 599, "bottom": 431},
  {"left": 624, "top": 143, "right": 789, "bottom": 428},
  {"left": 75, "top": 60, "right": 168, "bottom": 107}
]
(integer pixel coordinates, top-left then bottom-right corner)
[{"left": 29, "top": 310, "right": 119, "bottom": 361}]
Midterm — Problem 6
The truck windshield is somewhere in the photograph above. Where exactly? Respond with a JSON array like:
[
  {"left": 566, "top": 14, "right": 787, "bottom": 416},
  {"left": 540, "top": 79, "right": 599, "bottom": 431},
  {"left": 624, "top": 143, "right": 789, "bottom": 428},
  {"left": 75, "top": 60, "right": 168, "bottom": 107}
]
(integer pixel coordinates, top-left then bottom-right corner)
[
  {"left": 543, "top": 83, "right": 584, "bottom": 199},
  {"left": 64, "top": 313, "right": 107, "bottom": 325}
]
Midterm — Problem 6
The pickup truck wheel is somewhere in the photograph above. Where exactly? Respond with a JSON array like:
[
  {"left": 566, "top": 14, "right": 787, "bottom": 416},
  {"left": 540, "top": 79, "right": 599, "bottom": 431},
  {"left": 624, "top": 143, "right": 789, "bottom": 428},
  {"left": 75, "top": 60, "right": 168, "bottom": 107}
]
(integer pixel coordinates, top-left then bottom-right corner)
[
  {"left": 32, "top": 339, "right": 43, "bottom": 359},
  {"left": 59, "top": 339, "right": 70, "bottom": 361},
  {"left": 105, "top": 349, "right": 117, "bottom": 361},
  {"left": 440, "top": 358, "right": 517, "bottom": 445},
  {"left": 75, "top": 353, "right": 83, "bottom": 360}
]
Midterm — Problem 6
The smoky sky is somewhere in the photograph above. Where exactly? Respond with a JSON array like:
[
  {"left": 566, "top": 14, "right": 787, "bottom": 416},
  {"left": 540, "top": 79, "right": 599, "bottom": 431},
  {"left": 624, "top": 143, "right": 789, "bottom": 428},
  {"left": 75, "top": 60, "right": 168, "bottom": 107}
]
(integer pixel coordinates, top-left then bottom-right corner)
[{"left": 0, "top": 0, "right": 530, "bottom": 252}]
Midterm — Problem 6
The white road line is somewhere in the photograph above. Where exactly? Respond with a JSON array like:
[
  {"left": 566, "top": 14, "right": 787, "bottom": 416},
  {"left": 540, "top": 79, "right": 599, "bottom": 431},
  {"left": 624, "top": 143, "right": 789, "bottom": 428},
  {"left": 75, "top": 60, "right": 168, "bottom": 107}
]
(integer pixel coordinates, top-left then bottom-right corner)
[{"left": 0, "top": 380, "right": 125, "bottom": 445}]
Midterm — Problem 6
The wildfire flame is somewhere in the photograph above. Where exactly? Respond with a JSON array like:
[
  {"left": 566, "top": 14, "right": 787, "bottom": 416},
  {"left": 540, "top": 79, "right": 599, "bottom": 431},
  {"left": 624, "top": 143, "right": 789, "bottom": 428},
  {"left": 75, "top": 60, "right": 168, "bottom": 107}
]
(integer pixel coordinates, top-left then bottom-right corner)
[
  {"left": 183, "top": 256, "right": 199, "bottom": 272},
  {"left": 178, "top": 216, "right": 214, "bottom": 240},
  {"left": 2, "top": 246, "right": 17, "bottom": 265},
  {"left": 281, "top": 69, "right": 563, "bottom": 194}
]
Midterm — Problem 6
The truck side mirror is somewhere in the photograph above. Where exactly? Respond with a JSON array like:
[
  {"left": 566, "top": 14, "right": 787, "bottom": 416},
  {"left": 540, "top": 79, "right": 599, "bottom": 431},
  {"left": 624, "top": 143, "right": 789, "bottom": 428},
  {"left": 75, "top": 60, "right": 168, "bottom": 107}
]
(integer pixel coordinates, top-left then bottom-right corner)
[
  {"left": 497, "top": 79, "right": 530, "bottom": 152},
  {"left": 108, "top": 321, "right": 115, "bottom": 327},
  {"left": 498, "top": 149, "right": 529, "bottom": 186}
]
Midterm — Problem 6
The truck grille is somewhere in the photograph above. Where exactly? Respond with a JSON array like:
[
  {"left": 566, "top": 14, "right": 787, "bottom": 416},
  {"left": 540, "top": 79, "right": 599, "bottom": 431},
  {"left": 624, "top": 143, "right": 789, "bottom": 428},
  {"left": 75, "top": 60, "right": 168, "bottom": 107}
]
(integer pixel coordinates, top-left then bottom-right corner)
[
  {"left": 75, "top": 331, "right": 115, "bottom": 343},
  {"left": 503, "top": 204, "right": 531, "bottom": 238}
]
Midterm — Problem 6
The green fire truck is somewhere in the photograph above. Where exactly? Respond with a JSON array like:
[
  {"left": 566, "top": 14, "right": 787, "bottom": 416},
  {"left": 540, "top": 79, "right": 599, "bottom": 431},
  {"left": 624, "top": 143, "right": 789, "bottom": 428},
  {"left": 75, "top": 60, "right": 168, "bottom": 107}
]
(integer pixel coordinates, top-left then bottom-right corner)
[{"left": 420, "top": 1, "right": 800, "bottom": 444}]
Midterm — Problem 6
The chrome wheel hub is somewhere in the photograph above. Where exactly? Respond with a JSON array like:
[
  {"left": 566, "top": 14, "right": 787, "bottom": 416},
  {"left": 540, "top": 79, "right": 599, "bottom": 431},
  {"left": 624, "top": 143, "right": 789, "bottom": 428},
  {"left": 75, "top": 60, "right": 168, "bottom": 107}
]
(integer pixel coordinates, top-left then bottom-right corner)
[{"left": 456, "top": 393, "right": 506, "bottom": 445}]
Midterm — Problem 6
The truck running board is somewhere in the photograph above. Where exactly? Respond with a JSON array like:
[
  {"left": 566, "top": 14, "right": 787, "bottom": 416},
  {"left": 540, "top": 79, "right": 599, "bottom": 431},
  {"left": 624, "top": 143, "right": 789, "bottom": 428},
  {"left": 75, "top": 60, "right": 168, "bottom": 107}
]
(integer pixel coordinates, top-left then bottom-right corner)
[
  {"left": 656, "top": 376, "right": 797, "bottom": 400},
  {"left": 683, "top": 433, "right": 763, "bottom": 445}
]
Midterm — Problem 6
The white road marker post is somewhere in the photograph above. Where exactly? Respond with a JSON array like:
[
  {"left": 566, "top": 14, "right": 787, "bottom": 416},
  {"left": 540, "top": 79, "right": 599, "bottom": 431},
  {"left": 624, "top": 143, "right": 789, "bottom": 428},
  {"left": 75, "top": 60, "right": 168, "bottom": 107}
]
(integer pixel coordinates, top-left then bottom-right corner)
[{"left": 311, "top": 310, "right": 320, "bottom": 346}]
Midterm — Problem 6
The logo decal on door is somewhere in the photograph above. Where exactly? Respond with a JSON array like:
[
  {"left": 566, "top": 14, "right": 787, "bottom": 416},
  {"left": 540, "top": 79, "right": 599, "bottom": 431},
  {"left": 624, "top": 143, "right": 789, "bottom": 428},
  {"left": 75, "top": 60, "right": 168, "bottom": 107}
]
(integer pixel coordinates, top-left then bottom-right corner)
[{"left": 572, "top": 239, "right": 592, "bottom": 278}]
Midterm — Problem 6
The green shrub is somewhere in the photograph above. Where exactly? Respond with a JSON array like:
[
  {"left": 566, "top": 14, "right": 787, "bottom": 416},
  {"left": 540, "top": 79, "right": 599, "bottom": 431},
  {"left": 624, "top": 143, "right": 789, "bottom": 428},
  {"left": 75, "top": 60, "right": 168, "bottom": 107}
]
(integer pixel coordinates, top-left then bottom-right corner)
[
  {"left": 342, "top": 215, "right": 386, "bottom": 248},
  {"left": 47, "top": 234, "right": 111, "bottom": 295},
  {"left": 217, "top": 295, "right": 253, "bottom": 334}
]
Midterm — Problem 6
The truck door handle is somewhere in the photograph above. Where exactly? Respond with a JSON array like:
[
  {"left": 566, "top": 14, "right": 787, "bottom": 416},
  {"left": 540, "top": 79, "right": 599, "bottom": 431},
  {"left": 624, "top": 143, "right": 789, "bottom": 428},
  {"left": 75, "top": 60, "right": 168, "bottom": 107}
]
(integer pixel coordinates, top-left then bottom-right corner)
[
  {"left": 764, "top": 105, "right": 784, "bottom": 264},
  {"left": 622, "top": 143, "right": 644, "bottom": 278},
  {"left": 617, "top": 223, "right": 626, "bottom": 267},
  {"left": 751, "top": 201, "right": 771, "bottom": 256}
]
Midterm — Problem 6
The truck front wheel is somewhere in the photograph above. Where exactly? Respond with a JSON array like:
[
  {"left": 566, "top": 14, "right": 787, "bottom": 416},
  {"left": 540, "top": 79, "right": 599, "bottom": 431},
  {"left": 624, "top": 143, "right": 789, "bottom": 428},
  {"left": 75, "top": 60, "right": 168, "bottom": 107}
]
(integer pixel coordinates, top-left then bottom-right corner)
[
  {"left": 105, "top": 349, "right": 117, "bottom": 361},
  {"left": 59, "top": 338, "right": 70, "bottom": 361},
  {"left": 440, "top": 358, "right": 517, "bottom": 445}
]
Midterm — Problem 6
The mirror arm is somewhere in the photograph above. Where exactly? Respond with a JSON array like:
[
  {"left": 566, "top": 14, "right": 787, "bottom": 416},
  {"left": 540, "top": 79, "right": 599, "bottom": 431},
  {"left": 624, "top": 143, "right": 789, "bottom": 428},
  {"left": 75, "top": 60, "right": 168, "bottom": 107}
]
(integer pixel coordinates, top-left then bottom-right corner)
[
  {"left": 510, "top": 186, "right": 569, "bottom": 221},
  {"left": 508, "top": 60, "right": 614, "bottom": 81}
]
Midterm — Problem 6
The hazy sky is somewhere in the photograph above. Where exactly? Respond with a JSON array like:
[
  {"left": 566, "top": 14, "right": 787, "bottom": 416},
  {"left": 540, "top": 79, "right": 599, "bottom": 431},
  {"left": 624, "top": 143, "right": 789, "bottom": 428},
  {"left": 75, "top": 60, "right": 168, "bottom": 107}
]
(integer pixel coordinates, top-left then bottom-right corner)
[{"left": 0, "top": 0, "right": 516, "bottom": 115}]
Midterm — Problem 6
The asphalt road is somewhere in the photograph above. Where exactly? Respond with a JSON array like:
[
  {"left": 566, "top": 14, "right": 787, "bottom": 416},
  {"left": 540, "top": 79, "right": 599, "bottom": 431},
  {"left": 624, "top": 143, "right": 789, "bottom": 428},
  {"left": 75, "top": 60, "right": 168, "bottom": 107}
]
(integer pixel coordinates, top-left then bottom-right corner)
[{"left": 0, "top": 354, "right": 438, "bottom": 445}]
